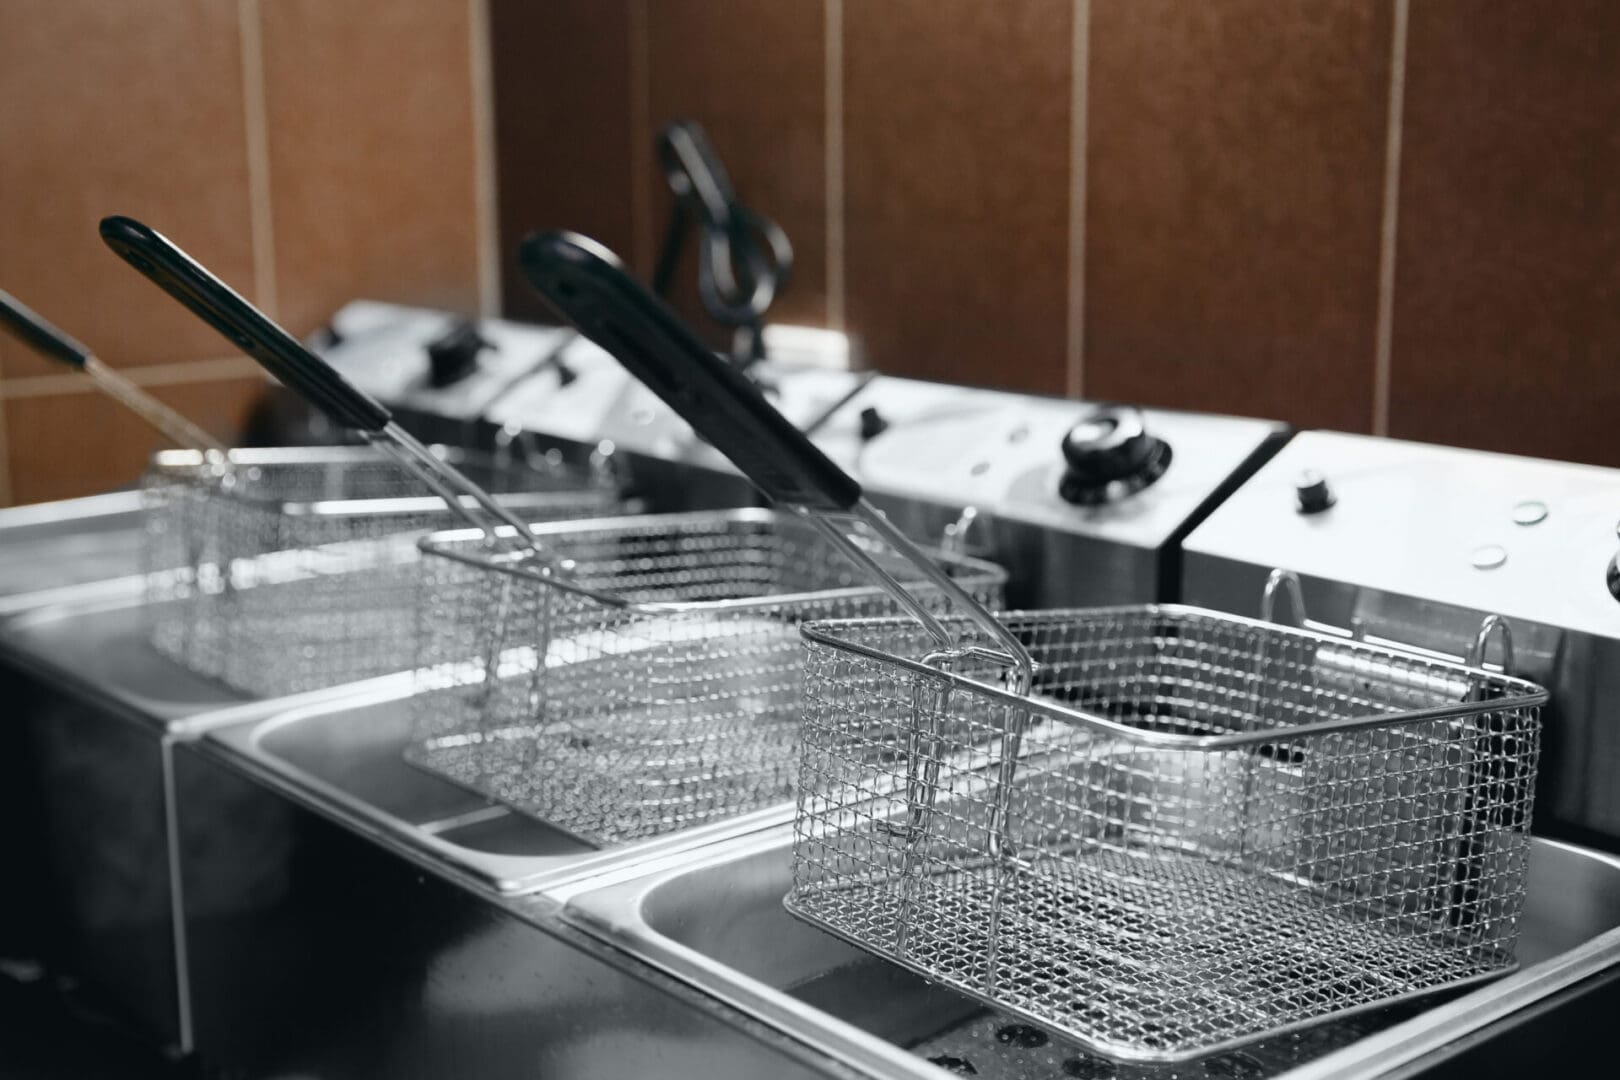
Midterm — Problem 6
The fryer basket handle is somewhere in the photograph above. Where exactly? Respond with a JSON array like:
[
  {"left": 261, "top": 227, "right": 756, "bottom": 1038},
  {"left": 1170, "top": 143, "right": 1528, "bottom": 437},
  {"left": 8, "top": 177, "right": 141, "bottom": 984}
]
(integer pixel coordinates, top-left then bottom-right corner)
[
  {"left": 100, "top": 215, "right": 393, "bottom": 434},
  {"left": 0, "top": 282, "right": 227, "bottom": 453},
  {"left": 100, "top": 215, "right": 550, "bottom": 555},
  {"left": 520, "top": 229, "right": 1035, "bottom": 678},
  {"left": 0, "top": 286, "right": 92, "bottom": 369},
  {"left": 519, "top": 230, "right": 861, "bottom": 515}
]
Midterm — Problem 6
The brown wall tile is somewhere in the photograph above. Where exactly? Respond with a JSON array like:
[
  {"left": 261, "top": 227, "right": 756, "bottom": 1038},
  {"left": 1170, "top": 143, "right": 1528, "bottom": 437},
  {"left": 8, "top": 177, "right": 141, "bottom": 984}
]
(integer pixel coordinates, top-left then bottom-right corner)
[
  {"left": 259, "top": 0, "right": 481, "bottom": 337},
  {"left": 0, "top": 341, "right": 10, "bottom": 507},
  {"left": 490, "top": 0, "right": 637, "bottom": 323},
  {"left": 643, "top": 0, "right": 827, "bottom": 338},
  {"left": 5, "top": 377, "right": 267, "bottom": 505},
  {"left": 844, "top": 0, "right": 1071, "bottom": 395},
  {"left": 1084, "top": 0, "right": 1392, "bottom": 429},
  {"left": 1390, "top": 2, "right": 1620, "bottom": 467},
  {"left": 0, "top": 0, "right": 256, "bottom": 376}
]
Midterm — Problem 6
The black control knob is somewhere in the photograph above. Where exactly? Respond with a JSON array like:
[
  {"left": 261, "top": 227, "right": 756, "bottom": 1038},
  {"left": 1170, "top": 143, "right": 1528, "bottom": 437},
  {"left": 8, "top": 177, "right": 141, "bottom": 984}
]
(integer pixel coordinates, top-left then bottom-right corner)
[
  {"left": 1058, "top": 405, "right": 1171, "bottom": 505},
  {"left": 858, "top": 405, "right": 889, "bottom": 442},
  {"left": 425, "top": 319, "right": 493, "bottom": 388},
  {"left": 1295, "top": 469, "right": 1335, "bottom": 515},
  {"left": 1608, "top": 521, "right": 1620, "bottom": 602},
  {"left": 535, "top": 349, "right": 579, "bottom": 388}
]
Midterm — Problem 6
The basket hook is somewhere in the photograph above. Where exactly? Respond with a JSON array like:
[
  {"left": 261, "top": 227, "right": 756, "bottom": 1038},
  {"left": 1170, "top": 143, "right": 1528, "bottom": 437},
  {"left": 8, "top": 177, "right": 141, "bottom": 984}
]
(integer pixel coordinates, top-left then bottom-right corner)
[
  {"left": 588, "top": 439, "right": 620, "bottom": 490},
  {"left": 1465, "top": 613, "right": 1515, "bottom": 673},
  {"left": 940, "top": 505, "right": 984, "bottom": 560},
  {"left": 1260, "top": 568, "right": 1307, "bottom": 627}
]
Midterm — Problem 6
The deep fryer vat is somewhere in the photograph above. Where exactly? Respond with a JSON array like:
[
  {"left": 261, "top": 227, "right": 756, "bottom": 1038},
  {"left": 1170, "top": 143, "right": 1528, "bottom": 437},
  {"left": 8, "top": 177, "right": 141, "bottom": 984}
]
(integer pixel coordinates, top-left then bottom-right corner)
[
  {"left": 408, "top": 508, "right": 1006, "bottom": 846},
  {"left": 788, "top": 605, "right": 1547, "bottom": 1062},
  {"left": 142, "top": 445, "right": 621, "bottom": 697}
]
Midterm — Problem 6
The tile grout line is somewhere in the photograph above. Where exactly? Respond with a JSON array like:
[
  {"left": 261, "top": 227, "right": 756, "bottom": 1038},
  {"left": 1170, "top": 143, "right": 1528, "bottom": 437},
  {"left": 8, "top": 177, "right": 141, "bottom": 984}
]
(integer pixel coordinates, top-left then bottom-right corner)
[
  {"left": 1066, "top": 0, "right": 1090, "bottom": 400},
  {"left": 469, "top": 0, "right": 500, "bottom": 317},
  {"left": 238, "top": 0, "right": 279, "bottom": 320},
  {"left": 627, "top": 0, "right": 653, "bottom": 272},
  {"left": 1372, "top": 0, "right": 1410, "bottom": 437},
  {"left": 824, "top": 0, "right": 845, "bottom": 332},
  {"left": 0, "top": 358, "right": 265, "bottom": 401},
  {"left": 0, "top": 364, "right": 12, "bottom": 505}
]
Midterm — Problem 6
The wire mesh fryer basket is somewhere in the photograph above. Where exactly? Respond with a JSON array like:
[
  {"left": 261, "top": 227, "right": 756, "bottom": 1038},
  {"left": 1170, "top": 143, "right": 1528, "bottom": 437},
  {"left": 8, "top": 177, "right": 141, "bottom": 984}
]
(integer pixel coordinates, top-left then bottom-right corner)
[
  {"left": 406, "top": 508, "right": 1008, "bottom": 845},
  {"left": 786, "top": 606, "right": 1546, "bottom": 1063},
  {"left": 143, "top": 445, "right": 622, "bottom": 697}
]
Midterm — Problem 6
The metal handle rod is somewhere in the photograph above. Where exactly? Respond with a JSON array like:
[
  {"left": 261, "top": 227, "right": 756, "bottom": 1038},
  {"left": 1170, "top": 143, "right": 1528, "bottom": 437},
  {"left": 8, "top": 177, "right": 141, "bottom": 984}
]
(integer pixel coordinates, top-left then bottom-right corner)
[
  {"left": 844, "top": 501, "right": 1033, "bottom": 692},
  {"left": 519, "top": 230, "right": 1035, "bottom": 683},
  {"left": 371, "top": 421, "right": 561, "bottom": 568},
  {"left": 82, "top": 358, "right": 230, "bottom": 454},
  {"left": 473, "top": 331, "right": 577, "bottom": 424},
  {"left": 0, "top": 286, "right": 228, "bottom": 453},
  {"left": 798, "top": 370, "right": 879, "bottom": 440}
]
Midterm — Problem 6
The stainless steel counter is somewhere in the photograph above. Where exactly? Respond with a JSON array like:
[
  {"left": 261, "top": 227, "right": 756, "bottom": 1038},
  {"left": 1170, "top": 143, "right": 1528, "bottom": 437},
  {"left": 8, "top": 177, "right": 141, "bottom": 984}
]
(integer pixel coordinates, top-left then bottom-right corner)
[
  {"left": 203, "top": 679, "right": 799, "bottom": 895},
  {"left": 0, "top": 491, "right": 146, "bottom": 615}
]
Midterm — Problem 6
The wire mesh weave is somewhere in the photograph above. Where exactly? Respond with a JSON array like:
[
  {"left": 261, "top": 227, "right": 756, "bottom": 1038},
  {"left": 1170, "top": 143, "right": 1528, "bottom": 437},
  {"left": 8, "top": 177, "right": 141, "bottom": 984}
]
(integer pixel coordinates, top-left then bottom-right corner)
[
  {"left": 406, "top": 509, "right": 1007, "bottom": 845},
  {"left": 143, "top": 446, "right": 620, "bottom": 697},
  {"left": 787, "top": 606, "right": 1545, "bottom": 1062}
]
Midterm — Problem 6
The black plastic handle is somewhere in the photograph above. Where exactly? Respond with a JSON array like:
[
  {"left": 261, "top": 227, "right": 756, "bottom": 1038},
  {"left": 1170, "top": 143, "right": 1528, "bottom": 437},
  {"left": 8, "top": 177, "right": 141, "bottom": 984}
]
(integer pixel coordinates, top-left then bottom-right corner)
[
  {"left": 0, "top": 287, "right": 93, "bottom": 369},
  {"left": 519, "top": 230, "right": 861, "bottom": 513},
  {"left": 98, "top": 215, "right": 391, "bottom": 433}
]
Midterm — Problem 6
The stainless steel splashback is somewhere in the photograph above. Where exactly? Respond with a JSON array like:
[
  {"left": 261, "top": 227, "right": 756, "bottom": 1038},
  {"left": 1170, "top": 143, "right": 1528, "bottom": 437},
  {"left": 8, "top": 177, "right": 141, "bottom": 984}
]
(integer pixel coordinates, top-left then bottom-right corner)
[
  {"left": 1183, "top": 430, "right": 1620, "bottom": 847},
  {"left": 318, "top": 301, "right": 1288, "bottom": 606}
]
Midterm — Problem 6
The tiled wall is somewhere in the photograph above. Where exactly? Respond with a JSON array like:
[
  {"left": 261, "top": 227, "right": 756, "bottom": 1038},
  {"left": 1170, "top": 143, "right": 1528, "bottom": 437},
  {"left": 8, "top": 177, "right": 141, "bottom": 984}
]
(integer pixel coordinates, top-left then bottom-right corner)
[
  {"left": 0, "top": 0, "right": 490, "bottom": 506},
  {"left": 495, "top": 0, "right": 1620, "bottom": 468},
  {"left": 8, "top": 2, "right": 1618, "bottom": 509}
]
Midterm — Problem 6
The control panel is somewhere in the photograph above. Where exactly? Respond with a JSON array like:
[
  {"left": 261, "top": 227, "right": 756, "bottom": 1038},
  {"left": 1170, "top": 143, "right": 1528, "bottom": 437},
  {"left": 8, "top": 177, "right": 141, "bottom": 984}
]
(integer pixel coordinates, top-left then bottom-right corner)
[
  {"left": 836, "top": 380, "right": 1283, "bottom": 552},
  {"left": 314, "top": 301, "right": 1288, "bottom": 572},
  {"left": 1184, "top": 430, "right": 1620, "bottom": 638}
]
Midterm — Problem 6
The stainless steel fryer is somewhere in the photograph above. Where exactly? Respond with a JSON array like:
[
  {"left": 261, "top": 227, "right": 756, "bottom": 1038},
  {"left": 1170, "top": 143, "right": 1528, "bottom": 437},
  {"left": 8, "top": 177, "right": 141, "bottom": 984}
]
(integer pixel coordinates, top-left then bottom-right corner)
[
  {"left": 142, "top": 444, "right": 620, "bottom": 696},
  {"left": 408, "top": 507, "right": 1006, "bottom": 844},
  {"left": 554, "top": 822, "right": 1620, "bottom": 1080},
  {"left": 519, "top": 228, "right": 1549, "bottom": 1065},
  {"left": 98, "top": 216, "right": 647, "bottom": 705},
  {"left": 788, "top": 603, "right": 1543, "bottom": 1061}
]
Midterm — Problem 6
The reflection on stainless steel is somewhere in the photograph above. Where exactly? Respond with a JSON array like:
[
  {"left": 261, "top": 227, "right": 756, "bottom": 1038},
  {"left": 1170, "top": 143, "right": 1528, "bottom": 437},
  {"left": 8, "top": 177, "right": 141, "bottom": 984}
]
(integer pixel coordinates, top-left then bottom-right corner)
[
  {"left": 173, "top": 744, "right": 839, "bottom": 1080},
  {"left": 1, "top": 589, "right": 288, "bottom": 1050},
  {"left": 0, "top": 586, "right": 471, "bottom": 1053},
  {"left": 0, "top": 492, "right": 147, "bottom": 613},
  {"left": 0, "top": 494, "right": 155, "bottom": 1002},
  {"left": 5, "top": 595, "right": 247, "bottom": 723},
  {"left": 556, "top": 826, "right": 1620, "bottom": 1080}
]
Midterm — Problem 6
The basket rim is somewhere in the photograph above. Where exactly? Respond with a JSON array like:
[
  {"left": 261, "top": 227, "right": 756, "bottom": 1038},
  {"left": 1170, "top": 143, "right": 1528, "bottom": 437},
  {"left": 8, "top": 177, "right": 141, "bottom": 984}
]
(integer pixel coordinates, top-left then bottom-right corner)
[
  {"left": 416, "top": 508, "right": 1009, "bottom": 615},
  {"left": 798, "top": 604, "right": 1549, "bottom": 749},
  {"left": 146, "top": 445, "right": 612, "bottom": 518}
]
